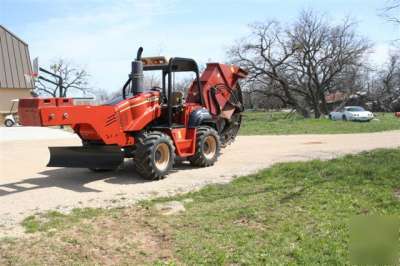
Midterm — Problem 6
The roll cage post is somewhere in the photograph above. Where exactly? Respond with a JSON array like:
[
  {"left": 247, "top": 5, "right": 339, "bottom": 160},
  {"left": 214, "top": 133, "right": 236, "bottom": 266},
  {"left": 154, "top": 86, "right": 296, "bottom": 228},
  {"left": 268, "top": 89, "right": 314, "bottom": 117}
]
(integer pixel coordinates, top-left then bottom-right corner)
[{"left": 166, "top": 57, "right": 202, "bottom": 126}]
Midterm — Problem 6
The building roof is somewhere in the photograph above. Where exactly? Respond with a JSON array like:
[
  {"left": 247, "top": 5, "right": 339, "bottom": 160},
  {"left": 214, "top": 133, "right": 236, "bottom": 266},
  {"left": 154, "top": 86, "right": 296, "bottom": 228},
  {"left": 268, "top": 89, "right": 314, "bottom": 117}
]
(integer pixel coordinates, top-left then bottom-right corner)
[
  {"left": 325, "top": 91, "right": 347, "bottom": 104},
  {"left": 0, "top": 25, "right": 34, "bottom": 89}
]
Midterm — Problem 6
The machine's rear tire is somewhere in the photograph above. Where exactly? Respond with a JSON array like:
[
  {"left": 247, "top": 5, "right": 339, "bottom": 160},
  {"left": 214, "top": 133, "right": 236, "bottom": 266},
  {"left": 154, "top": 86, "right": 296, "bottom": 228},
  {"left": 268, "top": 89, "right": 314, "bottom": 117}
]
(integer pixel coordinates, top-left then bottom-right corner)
[
  {"left": 4, "top": 119, "right": 14, "bottom": 127},
  {"left": 189, "top": 126, "right": 221, "bottom": 167},
  {"left": 133, "top": 132, "right": 175, "bottom": 180}
]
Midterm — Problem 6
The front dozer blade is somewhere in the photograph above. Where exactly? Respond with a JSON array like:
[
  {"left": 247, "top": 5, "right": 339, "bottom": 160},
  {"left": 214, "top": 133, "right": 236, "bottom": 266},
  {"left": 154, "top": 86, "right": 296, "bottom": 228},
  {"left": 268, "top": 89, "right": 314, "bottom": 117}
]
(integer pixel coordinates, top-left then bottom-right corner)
[{"left": 47, "top": 145, "right": 124, "bottom": 169}]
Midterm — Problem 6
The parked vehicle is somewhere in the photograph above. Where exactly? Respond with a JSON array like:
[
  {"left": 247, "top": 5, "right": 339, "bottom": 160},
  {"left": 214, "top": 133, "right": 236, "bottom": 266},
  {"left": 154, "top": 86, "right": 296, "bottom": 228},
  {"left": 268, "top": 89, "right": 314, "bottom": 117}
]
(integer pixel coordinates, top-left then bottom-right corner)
[
  {"left": 329, "top": 106, "right": 374, "bottom": 122},
  {"left": 4, "top": 99, "right": 19, "bottom": 127}
]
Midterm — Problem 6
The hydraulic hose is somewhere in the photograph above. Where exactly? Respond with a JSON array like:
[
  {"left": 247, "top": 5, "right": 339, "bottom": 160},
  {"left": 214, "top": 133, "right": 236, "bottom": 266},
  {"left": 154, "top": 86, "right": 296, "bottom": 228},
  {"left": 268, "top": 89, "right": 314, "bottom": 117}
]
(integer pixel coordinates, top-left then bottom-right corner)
[{"left": 122, "top": 78, "right": 131, "bottom": 99}]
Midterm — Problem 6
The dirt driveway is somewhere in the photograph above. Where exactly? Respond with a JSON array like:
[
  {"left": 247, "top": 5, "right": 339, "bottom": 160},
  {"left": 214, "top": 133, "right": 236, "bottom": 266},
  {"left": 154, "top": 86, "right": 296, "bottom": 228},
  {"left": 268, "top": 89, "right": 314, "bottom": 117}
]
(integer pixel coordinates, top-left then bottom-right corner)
[{"left": 0, "top": 127, "right": 399, "bottom": 236}]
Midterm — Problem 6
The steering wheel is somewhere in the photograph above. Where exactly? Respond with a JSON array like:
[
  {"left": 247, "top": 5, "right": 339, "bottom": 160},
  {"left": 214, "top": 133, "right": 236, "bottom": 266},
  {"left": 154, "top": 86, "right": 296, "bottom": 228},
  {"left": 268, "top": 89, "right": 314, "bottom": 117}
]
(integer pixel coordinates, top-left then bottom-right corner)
[
  {"left": 151, "top": 86, "right": 162, "bottom": 92},
  {"left": 150, "top": 86, "right": 167, "bottom": 103}
]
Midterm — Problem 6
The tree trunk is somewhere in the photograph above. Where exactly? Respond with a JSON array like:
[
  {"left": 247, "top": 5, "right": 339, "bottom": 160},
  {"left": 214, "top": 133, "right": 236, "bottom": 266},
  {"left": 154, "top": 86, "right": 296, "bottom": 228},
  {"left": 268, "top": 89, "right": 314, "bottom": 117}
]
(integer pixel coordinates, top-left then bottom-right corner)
[
  {"left": 314, "top": 106, "right": 321, "bottom": 118},
  {"left": 296, "top": 105, "right": 311, "bottom": 118},
  {"left": 319, "top": 91, "right": 329, "bottom": 115}
]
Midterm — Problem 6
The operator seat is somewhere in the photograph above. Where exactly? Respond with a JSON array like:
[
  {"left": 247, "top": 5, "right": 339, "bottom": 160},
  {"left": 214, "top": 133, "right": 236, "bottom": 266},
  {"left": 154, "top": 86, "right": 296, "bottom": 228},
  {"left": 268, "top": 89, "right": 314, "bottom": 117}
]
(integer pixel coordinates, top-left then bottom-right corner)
[
  {"left": 155, "top": 91, "right": 185, "bottom": 128},
  {"left": 171, "top": 91, "right": 184, "bottom": 106}
]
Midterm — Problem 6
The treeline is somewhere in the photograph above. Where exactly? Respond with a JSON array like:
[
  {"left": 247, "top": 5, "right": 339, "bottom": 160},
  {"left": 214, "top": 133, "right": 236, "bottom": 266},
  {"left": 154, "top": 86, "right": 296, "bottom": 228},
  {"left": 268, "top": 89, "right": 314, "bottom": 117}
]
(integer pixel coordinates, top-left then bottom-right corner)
[{"left": 229, "top": 10, "right": 399, "bottom": 117}]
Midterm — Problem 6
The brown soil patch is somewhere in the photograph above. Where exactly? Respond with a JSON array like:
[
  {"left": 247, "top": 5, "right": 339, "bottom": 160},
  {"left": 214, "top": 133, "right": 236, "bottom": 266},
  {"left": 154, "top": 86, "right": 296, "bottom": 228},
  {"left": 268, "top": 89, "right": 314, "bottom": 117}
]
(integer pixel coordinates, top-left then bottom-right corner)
[{"left": 0, "top": 207, "right": 176, "bottom": 265}]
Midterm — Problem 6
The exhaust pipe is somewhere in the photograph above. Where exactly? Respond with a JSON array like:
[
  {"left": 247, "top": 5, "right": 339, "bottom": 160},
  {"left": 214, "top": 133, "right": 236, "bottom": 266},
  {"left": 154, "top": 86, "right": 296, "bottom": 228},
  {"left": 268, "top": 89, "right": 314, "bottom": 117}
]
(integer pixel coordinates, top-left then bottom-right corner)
[{"left": 131, "top": 47, "right": 144, "bottom": 95}]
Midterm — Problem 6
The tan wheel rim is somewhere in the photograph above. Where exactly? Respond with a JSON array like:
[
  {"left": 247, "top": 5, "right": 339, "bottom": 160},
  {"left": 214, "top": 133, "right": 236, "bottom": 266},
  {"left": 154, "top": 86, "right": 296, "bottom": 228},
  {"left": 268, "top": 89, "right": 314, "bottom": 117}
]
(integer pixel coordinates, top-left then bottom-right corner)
[
  {"left": 154, "top": 143, "right": 170, "bottom": 171},
  {"left": 203, "top": 136, "right": 217, "bottom": 160}
]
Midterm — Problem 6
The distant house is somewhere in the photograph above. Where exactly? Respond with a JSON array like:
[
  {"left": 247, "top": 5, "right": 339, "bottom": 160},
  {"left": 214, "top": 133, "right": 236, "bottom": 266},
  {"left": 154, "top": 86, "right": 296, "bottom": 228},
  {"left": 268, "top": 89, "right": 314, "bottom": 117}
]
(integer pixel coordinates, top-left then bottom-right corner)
[
  {"left": 325, "top": 91, "right": 347, "bottom": 104},
  {"left": 325, "top": 91, "right": 348, "bottom": 110},
  {"left": 325, "top": 90, "right": 374, "bottom": 111},
  {"left": 0, "top": 25, "right": 34, "bottom": 118}
]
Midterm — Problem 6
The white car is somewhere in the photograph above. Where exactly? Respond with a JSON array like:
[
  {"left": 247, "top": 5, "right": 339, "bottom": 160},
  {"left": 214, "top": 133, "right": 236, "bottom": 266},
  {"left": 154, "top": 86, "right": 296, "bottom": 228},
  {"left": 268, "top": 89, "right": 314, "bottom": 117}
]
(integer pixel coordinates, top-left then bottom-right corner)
[{"left": 329, "top": 106, "right": 374, "bottom": 122}]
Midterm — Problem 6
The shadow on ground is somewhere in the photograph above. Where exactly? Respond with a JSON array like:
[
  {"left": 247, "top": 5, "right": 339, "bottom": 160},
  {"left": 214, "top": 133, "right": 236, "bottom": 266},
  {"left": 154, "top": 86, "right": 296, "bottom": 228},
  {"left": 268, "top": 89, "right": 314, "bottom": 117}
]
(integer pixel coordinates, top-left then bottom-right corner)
[{"left": 0, "top": 160, "right": 198, "bottom": 197}]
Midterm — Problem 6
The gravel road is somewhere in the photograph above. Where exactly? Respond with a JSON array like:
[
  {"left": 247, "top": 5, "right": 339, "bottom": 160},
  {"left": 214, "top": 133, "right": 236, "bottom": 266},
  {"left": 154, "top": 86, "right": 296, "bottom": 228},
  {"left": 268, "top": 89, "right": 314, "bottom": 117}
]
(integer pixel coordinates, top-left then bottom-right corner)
[{"left": 0, "top": 127, "right": 399, "bottom": 236}]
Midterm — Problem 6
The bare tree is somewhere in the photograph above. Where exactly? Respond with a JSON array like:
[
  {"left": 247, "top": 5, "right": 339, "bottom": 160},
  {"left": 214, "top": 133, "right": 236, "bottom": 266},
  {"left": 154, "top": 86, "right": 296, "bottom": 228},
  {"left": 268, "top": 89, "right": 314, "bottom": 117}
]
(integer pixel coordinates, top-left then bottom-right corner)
[
  {"left": 91, "top": 88, "right": 111, "bottom": 104},
  {"left": 381, "top": 0, "right": 400, "bottom": 24},
  {"left": 370, "top": 51, "right": 400, "bottom": 111},
  {"left": 229, "top": 21, "right": 310, "bottom": 115},
  {"left": 229, "top": 11, "right": 370, "bottom": 118},
  {"left": 289, "top": 12, "right": 371, "bottom": 117},
  {"left": 35, "top": 59, "right": 90, "bottom": 97}
]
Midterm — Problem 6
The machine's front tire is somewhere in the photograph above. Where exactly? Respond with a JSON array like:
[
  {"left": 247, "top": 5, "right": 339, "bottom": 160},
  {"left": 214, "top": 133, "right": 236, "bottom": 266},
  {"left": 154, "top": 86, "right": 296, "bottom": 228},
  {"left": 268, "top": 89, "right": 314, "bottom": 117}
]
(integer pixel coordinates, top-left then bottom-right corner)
[
  {"left": 189, "top": 126, "right": 221, "bottom": 167},
  {"left": 133, "top": 132, "right": 175, "bottom": 180},
  {"left": 4, "top": 119, "right": 14, "bottom": 127}
]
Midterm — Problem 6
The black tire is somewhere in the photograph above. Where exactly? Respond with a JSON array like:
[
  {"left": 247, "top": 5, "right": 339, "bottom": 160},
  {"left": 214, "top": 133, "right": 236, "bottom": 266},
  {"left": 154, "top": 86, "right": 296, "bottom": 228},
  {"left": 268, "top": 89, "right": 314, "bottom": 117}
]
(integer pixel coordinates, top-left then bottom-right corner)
[
  {"left": 4, "top": 119, "right": 14, "bottom": 127},
  {"left": 133, "top": 132, "right": 175, "bottom": 180},
  {"left": 189, "top": 126, "right": 221, "bottom": 167},
  {"left": 342, "top": 115, "right": 347, "bottom": 121}
]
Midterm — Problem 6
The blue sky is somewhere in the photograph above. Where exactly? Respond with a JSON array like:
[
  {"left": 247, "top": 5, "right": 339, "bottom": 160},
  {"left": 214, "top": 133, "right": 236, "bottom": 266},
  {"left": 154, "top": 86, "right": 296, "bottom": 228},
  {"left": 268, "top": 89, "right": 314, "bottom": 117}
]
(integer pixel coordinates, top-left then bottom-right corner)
[{"left": 1, "top": 0, "right": 399, "bottom": 94}]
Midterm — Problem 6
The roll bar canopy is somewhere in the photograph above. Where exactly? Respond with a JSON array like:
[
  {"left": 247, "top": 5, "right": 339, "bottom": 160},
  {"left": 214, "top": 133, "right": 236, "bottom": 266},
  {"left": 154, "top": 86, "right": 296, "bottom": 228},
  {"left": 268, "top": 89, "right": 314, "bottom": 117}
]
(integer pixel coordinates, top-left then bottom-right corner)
[
  {"left": 142, "top": 57, "right": 199, "bottom": 72},
  {"left": 124, "top": 55, "right": 203, "bottom": 126}
]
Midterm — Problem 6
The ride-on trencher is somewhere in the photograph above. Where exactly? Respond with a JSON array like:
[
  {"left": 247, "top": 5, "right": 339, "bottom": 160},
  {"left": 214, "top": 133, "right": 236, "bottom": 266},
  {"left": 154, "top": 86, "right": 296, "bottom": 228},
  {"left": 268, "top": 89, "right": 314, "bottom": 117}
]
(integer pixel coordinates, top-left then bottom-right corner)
[{"left": 18, "top": 48, "right": 247, "bottom": 179}]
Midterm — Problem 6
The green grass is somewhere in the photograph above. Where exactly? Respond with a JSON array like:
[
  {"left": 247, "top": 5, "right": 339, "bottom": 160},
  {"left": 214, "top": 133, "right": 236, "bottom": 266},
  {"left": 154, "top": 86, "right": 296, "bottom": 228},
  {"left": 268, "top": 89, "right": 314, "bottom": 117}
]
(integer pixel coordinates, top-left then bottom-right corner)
[
  {"left": 240, "top": 111, "right": 400, "bottom": 135},
  {"left": 152, "top": 148, "right": 400, "bottom": 265},
  {"left": 1, "top": 149, "right": 399, "bottom": 265},
  {"left": 21, "top": 208, "right": 104, "bottom": 233}
]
